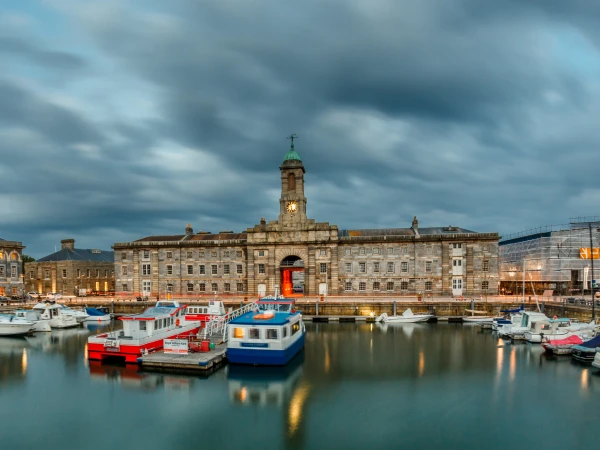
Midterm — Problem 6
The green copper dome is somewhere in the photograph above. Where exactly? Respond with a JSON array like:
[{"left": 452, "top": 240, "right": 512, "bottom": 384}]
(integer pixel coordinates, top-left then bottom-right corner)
[{"left": 283, "top": 147, "right": 302, "bottom": 162}]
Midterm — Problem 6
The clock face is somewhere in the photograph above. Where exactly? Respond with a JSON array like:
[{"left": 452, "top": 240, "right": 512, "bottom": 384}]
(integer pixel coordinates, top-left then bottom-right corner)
[{"left": 286, "top": 201, "right": 298, "bottom": 214}]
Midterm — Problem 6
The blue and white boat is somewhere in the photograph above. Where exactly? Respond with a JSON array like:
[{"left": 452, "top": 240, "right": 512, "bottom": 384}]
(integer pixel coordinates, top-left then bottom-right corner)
[
  {"left": 84, "top": 307, "right": 111, "bottom": 323},
  {"left": 492, "top": 305, "right": 524, "bottom": 332},
  {"left": 227, "top": 290, "right": 305, "bottom": 366}
]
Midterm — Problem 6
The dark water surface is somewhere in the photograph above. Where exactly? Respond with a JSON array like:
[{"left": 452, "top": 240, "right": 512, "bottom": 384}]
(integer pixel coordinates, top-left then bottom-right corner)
[{"left": 1, "top": 322, "right": 599, "bottom": 450}]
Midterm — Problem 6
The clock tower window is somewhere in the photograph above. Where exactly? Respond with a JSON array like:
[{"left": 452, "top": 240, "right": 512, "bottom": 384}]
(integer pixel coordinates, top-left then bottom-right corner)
[{"left": 288, "top": 173, "right": 296, "bottom": 191}]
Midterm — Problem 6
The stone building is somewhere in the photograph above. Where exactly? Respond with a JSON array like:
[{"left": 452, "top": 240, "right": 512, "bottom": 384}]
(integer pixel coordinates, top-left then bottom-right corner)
[
  {"left": 24, "top": 239, "right": 115, "bottom": 296},
  {"left": 114, "top": 143, "right": 500, "bottom": 298},
  {"left": 0, "top": 237, "right": 25, "bottom": 297}
]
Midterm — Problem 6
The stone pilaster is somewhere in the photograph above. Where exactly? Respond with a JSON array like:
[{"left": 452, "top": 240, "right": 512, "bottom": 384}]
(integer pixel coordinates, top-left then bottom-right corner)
[
  {"left": 466, "top": 245, "right": 474, "bottom": 296},
  {"left": 442, "top": 242, "right": 450, "bottom": 295},
  {"left": 132, "top": 250, "right": 139, "bottom": 294},
  {"left": 330, "top": 245, "right": 339, "bottom": 294}
]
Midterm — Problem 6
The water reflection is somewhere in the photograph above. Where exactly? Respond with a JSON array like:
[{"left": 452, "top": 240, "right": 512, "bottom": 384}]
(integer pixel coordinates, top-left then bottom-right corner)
[{"left": 0, "top": 337, "right": 29, "bottom": 385}]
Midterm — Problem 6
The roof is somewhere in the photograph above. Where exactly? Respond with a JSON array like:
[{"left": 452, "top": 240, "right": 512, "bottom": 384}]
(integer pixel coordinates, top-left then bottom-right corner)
[
  {"left": 121, "top": 306, "right": 180, "bottom": 321},
  {"left": 37, "top": 248, "right": 114, "bottom": 262},
  {"left": 230, "top": 311, "right": 299, "bottom": 326},
  {"left": 283, "top": 148, "right": 301, "bottom": 162},
  {"left": 339, "top": 226, "right": 476, "bottom": 237},
  {"left": 134, "top": 232, "right": 247, "bottom": 243}
]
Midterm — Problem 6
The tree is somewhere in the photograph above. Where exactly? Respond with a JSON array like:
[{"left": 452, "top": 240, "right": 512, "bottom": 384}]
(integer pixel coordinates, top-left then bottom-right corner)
[{"left": 22, "top": 254, "right": 35, "bottom": 273}]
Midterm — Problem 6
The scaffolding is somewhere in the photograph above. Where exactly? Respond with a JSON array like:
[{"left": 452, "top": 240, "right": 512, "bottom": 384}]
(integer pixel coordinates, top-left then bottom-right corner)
[{"left": 499, "top": 217, "right": 600, "bottom": 296}]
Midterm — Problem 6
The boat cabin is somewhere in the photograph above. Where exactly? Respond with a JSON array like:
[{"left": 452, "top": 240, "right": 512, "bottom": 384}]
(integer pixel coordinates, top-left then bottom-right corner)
[
  {"left": 118, "top": 304, "right": 188, "bottom": 339},
  {"left": 32, "top": 302, "right": 69, "bottom": 320},
  {"left": 228, "top": 311, "right": 303, "bottom": 349},
  {"left": 519, "top": 312, "right": 550, "bottom": 330},
  {"left": 185, "top": 301, "right": 227, "bottom": 323}
]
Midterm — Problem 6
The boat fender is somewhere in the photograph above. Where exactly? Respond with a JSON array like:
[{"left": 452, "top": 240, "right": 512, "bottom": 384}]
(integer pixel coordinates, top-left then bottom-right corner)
[
  {"left": 175, "top": 318, "right": 180, "bottom": 326},
  {"left": 553, "top": 316, "right": 557, "bottom": 320}
]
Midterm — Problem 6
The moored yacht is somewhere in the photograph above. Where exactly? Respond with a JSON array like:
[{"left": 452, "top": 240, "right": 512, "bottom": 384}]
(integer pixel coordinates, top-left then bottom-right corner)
[
  {"left": 184, "top": 300, "right": 227, "bottom": 326},
  {"left": 58, "top": 304, "right": 89, "bottom": 323},
  {"left": 32, "top": 302, "right": 79, "bottom": 329},
  {"left": 87, "top": 300, "right": 201, "bottom": 363},
  {"left": 0, "top": 316, "right": 35, "bottom": 336},
  {"left": 227, "top": 290, "right": 305, "bottom": 366},
  {"left": 14, "top": 309, "right": 52, "bottom": 332},
  {"left": 84, "top": 307, "right": 111, "bottom": 323}
]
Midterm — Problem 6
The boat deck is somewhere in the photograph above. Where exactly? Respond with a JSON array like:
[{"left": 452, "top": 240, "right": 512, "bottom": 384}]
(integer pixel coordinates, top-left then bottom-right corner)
[{"left": 137, "top": 343, "right": 227, "bottom": 373}]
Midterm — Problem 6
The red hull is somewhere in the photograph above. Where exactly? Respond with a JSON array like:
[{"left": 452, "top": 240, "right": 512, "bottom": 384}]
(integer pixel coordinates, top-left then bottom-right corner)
[{"left": 88, "top": 326, "right": 200, "bottom": 364}]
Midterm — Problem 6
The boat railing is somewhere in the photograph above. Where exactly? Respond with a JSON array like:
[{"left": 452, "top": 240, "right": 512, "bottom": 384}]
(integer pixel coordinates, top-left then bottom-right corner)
[{"left": 202, "top": 302, "right": 258, "bottom": 342}]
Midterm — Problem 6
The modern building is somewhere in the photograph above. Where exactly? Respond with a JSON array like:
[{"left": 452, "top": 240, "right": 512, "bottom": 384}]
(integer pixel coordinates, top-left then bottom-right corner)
[
  {"left": 0, "top": 237, "right": 25, "bottom": 297},
  {"left": 114, "top": 143, "right": 500, "bottom": 298},
  {"left": 24, "top": 239, "right": 115, "bottom": 296},
  {"left": 499, "top": 218, "right": 600, "bottom": 296}
]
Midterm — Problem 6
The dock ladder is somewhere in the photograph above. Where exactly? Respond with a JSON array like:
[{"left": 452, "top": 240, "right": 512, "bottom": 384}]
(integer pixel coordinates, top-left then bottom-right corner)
[{"left": 202, "top": 302, "right": 257, "bottom": 342}]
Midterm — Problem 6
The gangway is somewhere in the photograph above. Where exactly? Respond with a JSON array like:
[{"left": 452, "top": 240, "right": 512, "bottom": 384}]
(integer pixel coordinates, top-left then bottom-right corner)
[{"left": 202, "top": 302, "right": 257, "bottom": 342}]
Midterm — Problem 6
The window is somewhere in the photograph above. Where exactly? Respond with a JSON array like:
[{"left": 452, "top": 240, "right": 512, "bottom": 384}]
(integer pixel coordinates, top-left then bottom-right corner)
[
  {"left": 44, "top": 270, "right": 50, "bottom": 279},
  {"left": 143, "top": 250, "right": 150, "bottom": 259},
  {"left": 142, "top": 264, "right": 151, "bottom": 276},
  {"left": 345, "top": 281, "right": 352, "bottom": 291},
  {"left": 187, "top": 251, "right": 193, "bottom": 259},
  {"left": 288, "top": 172, "right": 296, "bottom": 191},
  {"left": 453, "top": 243, "right": 462, "bottom": 249},
  {"left": 30, "top": 271, "right": 34, "bottom": 279},
  {"left": 373, "top": 262, "right": 380, "bottom": 273},
  {"left": 373, "top": 248, "right": 380, "bottom": 255},
  {"left": 224, "top": 283, "right": 231, "bottom": 292},
  {"left": 86, "top": 269, "right": 91, "bottom": 277},
  {"left": 359, "top": 262, "right": 366, "bottom": 273},
  {"left": 453, "top": 278, "right": 463, "bottom": 289},
  {"left": 104, "top": 270, "right": 108, "bottom": 277},
  {"left": 211, "top": 283, "right": 218, "bottom": 292},
  {"left": 224, "top": 264, "right": 230, "bottom": 275},
  {"left": 266, "top": 329, "right": 278, "bottom": 339},
  {"left": 258, "top": 250, "right": 265, "bottom": 257},
  {"left": 387, "top": 248, "right": 393, "bottom": 255},
  {"left": 359, "top": 282, "right": 366, "bottom": 291},
  {"left": 199, "top": 283, "right": 206, "bottom": 292},
  {"left": 187, "top": 265, "right": 193, "bottom": 275},
  {"left": 320, "top": 249, "right": 327, "bottom": 256},
  {"left": 187, "top": 283, "right": 194, "bottom": 292},
  {"left": 237, "top": 264, "right": 243, "bottom": 274},
  {"left": 320, "top": 263, "right": 327, "bottom": 274},
  {"left": 402, "top": 246, "right": 408, "bottom": 254},
  {"left": 482, "top": 281, "right": 489, "bottom": 290},
  {"left": 236, "top": 251, "right": 242, "bottom": 257},
  {"left": 77, "top": 269, "right": 81, "bottom": 278},
  {"left": 96, "top": 269, "right": 100, "bottom": 277},
  {"left": 401, "top": 262, "right": 408, "bottom": 273},
  {"left": 249, "top": 328, "right": 260, "bottom": 339},
  {"left": 258, "top": 264, "right": 265, "bottom": 274},
  {"left": 400, "top": 281, "right": 408, "bottom": 290},
  {"left": 121, "top": 252, "right": 127, "bottom": 260},
  {"left": 122, "top": 283, "right": 128, "bottom": 291},
  {"left": 373, "top": 281, "right": 380, "bottom": 291},
  {"left": 345, "top": 263, "right": 352, "bottom": 273},
  {"left": 387, "top": 262, "right": 394, "bottom": 273},
  {"left": 386, "top": 281, "right": 394, "bottom": 291},
  {"left": 483, "top": 260, "right": 489, "bottom": 272},
  {"left": 483, "top": 245, "right": 489, "bottom": 252},
  {"left": 211, "top": 251, "right": 217, "bottom": 257},
  {"left": 425, "top": 281, "right": 432, "bottom": 291},
  {"left": 291, "top": 323, "right": 300, "bottom": 335},
  {"left": 426, "top": 261, "right": 432, "bottom": 272},
  {"left": 237, "top": 283, "right": 244, "bottom": 292},
  {"left": 166, "top": 251, "right": 172, "bottom": 259},
  {"left": 453, "top": 260, "right": 462, "bottom": 267},
  {"left": 359, "top": 247, "right": 365, "bottom": 255},
  {"left": 11, "top": 253, "right": 17, "bottom": 261},
  {"left": 233, "top": 328, "right": 244, "bottom": 339},
  {"left": 122, "top": 266, "right": 128, "bottom": 276},
  {"left": 167, "top": 283, "right": 173, "bottom": 292},
  {"left": 224, "top": 251, "right": 230, "bottom": 258},
  {"left": 211, "top": 265, "right": 217, "bottom": 275},
  {"left": 199, "top": 251, "right": 205, "bottom": 258},
  {"left": 167, "top": 265, "right": 173, "bottom": 275},
  {"left": 199, "top": 265, "right": 205, "bottom": 275},
  {"left": 345, "top": 248, "right": 351, "bottom": 256},
  {"left": 11, "top": 266, "right": 17, "bottom": 278}
]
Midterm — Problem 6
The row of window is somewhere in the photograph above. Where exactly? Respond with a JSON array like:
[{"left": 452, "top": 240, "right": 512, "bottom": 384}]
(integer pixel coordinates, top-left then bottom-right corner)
[
  {"left": 123, "top": 264, "right": 245, "bottom": 276},
  {"left": 0, "top": 265, "right": 18, "bottom": 277},
  {"left": 343, "top": 280, "right": 490, "bottom": 291},
  {"left": 0, "top": 252, "right": 19, "bottom": 261},
  {"left": 126, "top": 282, "right": 246, "bottom": 293},
  {"left": 232, "top": 322, "right": 300, "bottom": 340},
  {"left": 127, "top": 250, "right": 245, "bottom": 261},
  {"left": 30, "top": 269, "right": 114, "bottom": 279}
]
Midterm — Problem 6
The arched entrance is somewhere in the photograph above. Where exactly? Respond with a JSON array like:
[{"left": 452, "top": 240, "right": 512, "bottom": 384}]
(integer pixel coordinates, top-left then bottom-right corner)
[{"left": 280, "top": 256, "right": 305, "bottom": 296}]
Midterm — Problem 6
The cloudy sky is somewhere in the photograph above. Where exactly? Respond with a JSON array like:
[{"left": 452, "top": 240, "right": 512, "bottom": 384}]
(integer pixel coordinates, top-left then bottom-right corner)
[{"left": 1, "top": 0, "right": 600, "bottom": 258}]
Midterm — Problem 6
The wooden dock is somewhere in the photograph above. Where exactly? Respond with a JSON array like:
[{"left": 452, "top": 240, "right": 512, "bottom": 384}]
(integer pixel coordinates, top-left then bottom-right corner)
[{"left": 138, "top": 343, "right": 227, "bottom": 373}]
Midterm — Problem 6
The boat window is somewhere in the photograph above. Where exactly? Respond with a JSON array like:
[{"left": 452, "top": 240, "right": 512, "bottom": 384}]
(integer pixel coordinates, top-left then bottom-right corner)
[
  {"left": 233, "top": 328, "right": 244, "bottom": 339},
  {"left": 140, "top": 321, "right": 146, "bottom": 331},
  {"left": 266, "top": 329, "right": 278, "bottom": 340},
  {"left": 249, "top": 328, "right": 260, "bottom": 339},
  {"left": 291, "top": 323, "right": 300, "bottom": 335},
  {"left": 283, "top": 327, "right": 288, "bottom": 338},
  {"left": 155, "top": 320, "right": 159, "bottom": 329}
]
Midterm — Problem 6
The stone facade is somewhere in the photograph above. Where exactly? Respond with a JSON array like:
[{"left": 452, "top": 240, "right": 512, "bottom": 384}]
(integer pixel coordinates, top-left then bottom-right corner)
[
  {"left": 114, "top": 146, "right": 500, "bottom": 298},
  {"left": 0, "top": 238, "right": 25, "bottom": 297},
  {"left": 24, "top": 239, "right": 115, "bottom": 296}
]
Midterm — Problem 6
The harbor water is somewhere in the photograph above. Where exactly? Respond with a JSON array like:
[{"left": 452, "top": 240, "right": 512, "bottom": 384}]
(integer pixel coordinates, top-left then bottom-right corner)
[{"left": 1, "top": 322, "right": 599, "bottom": 450}]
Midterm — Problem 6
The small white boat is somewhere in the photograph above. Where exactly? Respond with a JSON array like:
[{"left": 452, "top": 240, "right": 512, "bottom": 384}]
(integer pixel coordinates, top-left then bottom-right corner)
[
  {"left": 32, "top": 302, "right": 80, "bottom": 329},
  {"left": 58, "top": 304, "right": 89, "bottom": 323},
  {"left": 592, "top": 350, "right": 600, "bottom": 370},
  {"left": 0, "top": 316, "right": 35, "bottom": 336},
  {"left": 375, "top": 308, "right": 433, "bottom": 323},
  {"left": 14, "top": 309, "right": 52, "bottom": 332},
  {"left": 462, "top": 310, "right": 494, "bottom": 324}
]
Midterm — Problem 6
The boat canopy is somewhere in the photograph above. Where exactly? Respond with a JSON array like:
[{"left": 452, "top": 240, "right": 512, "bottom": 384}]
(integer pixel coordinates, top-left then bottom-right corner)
[
  {"left": 581, "top": 334, "right": 600, "bottom": 348},
  {"left": 500, "top": 305, "right": 525, "bottom": 313},
  {"left": 85, "top": 307, "right": 108, "bottom": 317}
]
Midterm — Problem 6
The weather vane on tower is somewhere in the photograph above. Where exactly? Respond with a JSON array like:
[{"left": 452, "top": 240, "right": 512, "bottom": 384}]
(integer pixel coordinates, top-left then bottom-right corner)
[{"left": 287, "top": 133, "right": 298, "bottom": 149}]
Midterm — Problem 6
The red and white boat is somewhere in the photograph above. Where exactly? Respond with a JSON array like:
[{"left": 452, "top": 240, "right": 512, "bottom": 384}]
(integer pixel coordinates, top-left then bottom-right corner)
[
  {"left": 184, "top": 300, "right": 227, "bottom": 326},
  {"left": 87, "top": 300, "right": 201, "bottom": 364}
]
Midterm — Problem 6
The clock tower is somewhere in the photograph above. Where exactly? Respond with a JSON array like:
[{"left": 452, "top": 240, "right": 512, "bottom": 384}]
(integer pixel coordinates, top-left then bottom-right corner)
[{"left": 278, "top": 134, "right": 307, "bottom": 225}]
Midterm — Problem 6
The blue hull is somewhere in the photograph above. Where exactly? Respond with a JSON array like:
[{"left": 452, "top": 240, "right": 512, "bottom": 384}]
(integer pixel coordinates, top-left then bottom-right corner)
[{"left": 227, "top": 333, "right": 305, "bottom": 366}]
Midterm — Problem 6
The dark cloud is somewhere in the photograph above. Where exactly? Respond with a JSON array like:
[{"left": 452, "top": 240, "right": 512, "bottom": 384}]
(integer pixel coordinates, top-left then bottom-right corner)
[{"left": 1, "top": 0, "right": 600, "bottom": 257}]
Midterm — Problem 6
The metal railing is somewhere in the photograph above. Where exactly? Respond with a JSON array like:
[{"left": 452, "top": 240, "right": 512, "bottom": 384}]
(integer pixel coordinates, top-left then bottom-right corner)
[{"left": 202, "top": 302, "right": 257, "bottom": 342}]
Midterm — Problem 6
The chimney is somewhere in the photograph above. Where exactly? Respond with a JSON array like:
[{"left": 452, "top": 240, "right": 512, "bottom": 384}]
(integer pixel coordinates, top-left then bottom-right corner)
[
  {"left": 411, "top": 216, "right": 419, "bottom": 236},
  {"left": 61, "top": 239, "right": 75, "bottom": 251},
  {"left": 185, "top": 223, "right": 193, "bottom": 235},
  {"left": 260, "top": 218, "right": 266, "bottom": 225}
]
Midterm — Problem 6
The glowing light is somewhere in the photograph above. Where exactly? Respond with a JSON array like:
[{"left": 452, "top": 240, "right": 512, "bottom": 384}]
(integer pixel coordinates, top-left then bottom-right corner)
[
  {"left": 21, "top": 349, "right": 28, "bottom": 375},
  {"left": 509, "top": 347, "right": 516, "bottom": 382},
  {"left": 369, "top": 311, "right": 375, "bottom": 317},
  {"left": 240, "top": 387, "right": 247, "bottom": 403},
  {"left": 418, "top": 351, "right": 425, "bottom": 377},
  {"left": 324, "top": 346, "right": 330, "bottom": 374},
  {"left": 288, "top": 383, "right": 310, "bottom": 437},
  {"left": 581, "top": 369, "right": 589, "bottom": 390}
]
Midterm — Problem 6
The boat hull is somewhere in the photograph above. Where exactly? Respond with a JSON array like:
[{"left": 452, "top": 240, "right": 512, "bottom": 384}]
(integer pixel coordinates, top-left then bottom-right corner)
[
  {"left": 227, "top": 333, "right": 305, "bottom": 366},
  {"left": 463, "top": 317, "right": 494, "bottom": 323},
  {"left": 0, "top": 323, "right": 34, "bottom": 336},
  {"left": 84, "top": 315, "right": 111, "bottom": 323},
  {"left": 571, "top": 347, "right": 597, "bottom": 363},
  {"left": 31, "top": 321, "right": 52, "bottom": 332},
  {"left": 383, "top": 315, "right": 432, "bottom": 323}
]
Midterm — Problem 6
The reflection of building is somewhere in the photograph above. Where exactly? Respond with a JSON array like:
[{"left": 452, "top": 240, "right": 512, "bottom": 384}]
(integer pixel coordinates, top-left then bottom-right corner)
[
  {"left": 0, "top": 237, "right": 25, "bottom": 297},
  {"left": 88, "top": 360, "right": 193, "bottom": 391},
  {"left": 24, "top": 239, "right": 115, "bottom": 296},
  {"left": 499, "top": 218, "right": 600, "bottom": 295},
  {"left": 114, "top": 143, "right": 499, "bottom": 298},
  {"left": 0, "top": 338, "right": 28, "bottom": 385}
]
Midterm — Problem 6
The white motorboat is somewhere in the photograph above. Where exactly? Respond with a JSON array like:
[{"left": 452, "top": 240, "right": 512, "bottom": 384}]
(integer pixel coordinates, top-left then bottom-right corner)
[
  {"left": 504, "top": 311, "right": 549, "bottom": 341},
  {"left": 536, "top": 319, "right": 598, "bottom": 342},
  {"left": 376, "top": 308, "right": 433, "bottom": 323},
  {"left": 13, "top": 309, "right": 52, "bottom": 332},
  {"left": 58, "top": 304, "right": 89, "bottom": 323},
  {"left": 462, "top": 309, "right": 494, "bottom": 324},
  {"left": 0, "top": 316, "right": 35, "bottom": 336},
  {"left": 32, "top": 302, "right": 80, "bottom": 329}
]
